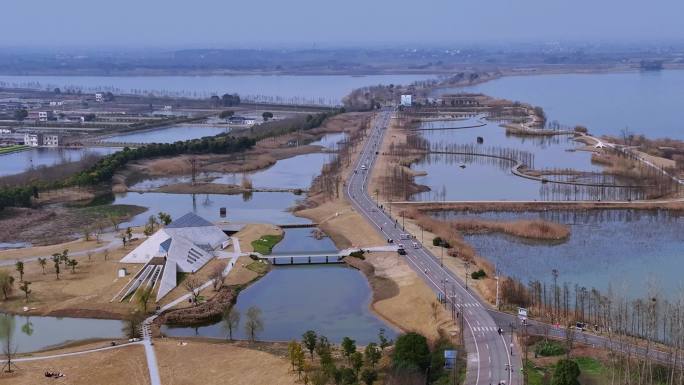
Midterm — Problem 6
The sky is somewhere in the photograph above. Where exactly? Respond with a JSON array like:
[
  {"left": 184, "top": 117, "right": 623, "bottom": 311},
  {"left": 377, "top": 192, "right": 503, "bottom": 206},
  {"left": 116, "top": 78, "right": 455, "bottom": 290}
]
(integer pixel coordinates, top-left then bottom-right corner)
[{"left": 2, "top": 0, "right": 684, "bottom": 48}]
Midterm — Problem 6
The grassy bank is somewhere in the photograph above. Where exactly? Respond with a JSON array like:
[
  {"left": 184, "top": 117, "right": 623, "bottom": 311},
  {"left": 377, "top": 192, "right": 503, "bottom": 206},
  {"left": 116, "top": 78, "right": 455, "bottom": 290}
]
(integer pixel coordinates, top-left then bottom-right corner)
[
  {"left": 250, "top": 234, "right": 284, "bottom": 255},
  {"left": 0, "top": 144, "right": 29, "bottom": 155}
]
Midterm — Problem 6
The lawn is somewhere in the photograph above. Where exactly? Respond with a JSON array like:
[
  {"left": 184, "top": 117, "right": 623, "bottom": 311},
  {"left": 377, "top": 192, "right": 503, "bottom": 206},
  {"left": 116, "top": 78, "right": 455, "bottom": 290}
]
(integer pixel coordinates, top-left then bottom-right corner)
[
  {"left": 246, "top": 260, "right": 270, "bottom": 274},
  {"left": 250, "top": 234, "right": 283, "bottom": 255}
]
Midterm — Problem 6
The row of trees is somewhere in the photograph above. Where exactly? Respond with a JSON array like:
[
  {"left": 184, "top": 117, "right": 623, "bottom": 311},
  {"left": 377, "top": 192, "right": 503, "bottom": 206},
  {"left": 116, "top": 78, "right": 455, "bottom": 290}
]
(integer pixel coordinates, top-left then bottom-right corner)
[{"left": 501, "top": 271, "right": 684, "bottom": 385}]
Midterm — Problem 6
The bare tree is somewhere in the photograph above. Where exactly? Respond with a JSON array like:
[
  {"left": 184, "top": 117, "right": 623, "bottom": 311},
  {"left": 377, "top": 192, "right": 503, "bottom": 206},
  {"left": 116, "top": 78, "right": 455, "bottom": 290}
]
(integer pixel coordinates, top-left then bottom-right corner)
[
  {"left": 245, "top": 306, "right": 264, "bottom": 342},
  {"left": 222, "top": 306, "right": 240, "bottom": 341},
  {"left": 184, "top": 276, "right": 202, "bottom": 304},
  {"left": 210, "top": 263, "right": 226, "bottom": 291},
  {"left": 0, "top": 314, "right": 17, "bottom": 373}
]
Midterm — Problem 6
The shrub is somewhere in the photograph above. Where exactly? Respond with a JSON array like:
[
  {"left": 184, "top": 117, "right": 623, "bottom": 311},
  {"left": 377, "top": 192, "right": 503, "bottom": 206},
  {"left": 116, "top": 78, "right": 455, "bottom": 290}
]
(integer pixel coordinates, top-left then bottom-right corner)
[
  {"left": 471, "top": 269, "right": 487, "bottom": 280},
  {"left": 535, "top": 340, "right": 566, "bottom": 357}
]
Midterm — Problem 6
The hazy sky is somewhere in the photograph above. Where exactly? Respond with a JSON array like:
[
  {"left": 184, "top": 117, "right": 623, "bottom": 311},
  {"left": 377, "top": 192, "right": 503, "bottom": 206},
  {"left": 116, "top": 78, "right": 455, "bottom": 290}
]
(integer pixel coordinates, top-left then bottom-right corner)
[{"left": 3, "top": 0, "right": 684, "bottom": 48}]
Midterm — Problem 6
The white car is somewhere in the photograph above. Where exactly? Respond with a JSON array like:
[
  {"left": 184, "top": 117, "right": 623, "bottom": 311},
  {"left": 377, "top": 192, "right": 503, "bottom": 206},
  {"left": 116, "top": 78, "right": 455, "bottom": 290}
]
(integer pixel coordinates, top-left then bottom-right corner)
[
  {"left": 360, "top": 165, "right": 367, "bottom": 170},
  {"left": 412, "top": 241, "right": 420, "bottom": 249}
]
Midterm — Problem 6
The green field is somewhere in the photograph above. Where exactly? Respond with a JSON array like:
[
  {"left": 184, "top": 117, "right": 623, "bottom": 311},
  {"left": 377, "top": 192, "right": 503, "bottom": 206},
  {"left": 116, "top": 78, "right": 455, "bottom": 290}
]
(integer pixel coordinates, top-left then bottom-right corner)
[
  {"left": 0, "top": 145, "right": 29, "bottom": 155},
  {"left": 250, "top": 234, "right": 284, "bottom": 255}
]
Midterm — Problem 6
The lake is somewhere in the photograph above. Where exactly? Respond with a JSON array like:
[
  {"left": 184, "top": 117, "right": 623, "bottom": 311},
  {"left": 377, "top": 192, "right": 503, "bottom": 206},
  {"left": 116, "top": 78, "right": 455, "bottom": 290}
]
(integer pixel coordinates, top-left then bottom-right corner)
[
  {"left": 103, "top": 124, "right": 230, "bottom": 144},
  {"left": 411, "top": 118, "right": 642, "bottom": 201},
  {"left": 0, "top": 313, "right": 124, "bottom": 353},
  {"left": 162, "top": 228, "right": 396, "bottom": 344},
  {"left": 0, "top": 74, "right": 436, "bottom": 106},
  {"left": 0, "top": 147, "right": 120, "bottom": 177},
  {"left": 431, "top": 209, "right": 684, "bottom": 299},
  {"left": 449, "top": 70, "right": 684, "bottom": 139}
]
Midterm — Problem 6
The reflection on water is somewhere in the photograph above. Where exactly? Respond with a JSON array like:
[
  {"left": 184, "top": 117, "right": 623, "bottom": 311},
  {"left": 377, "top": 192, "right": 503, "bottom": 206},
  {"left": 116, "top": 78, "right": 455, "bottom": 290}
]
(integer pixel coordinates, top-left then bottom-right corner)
[
  {"left": 432, "top": 209, "right": 684, "bottom": 298},
  {"left": 412, "top": 120, "right": 644, "bottom": 201},
  {"left": 163, "top": 265, "right": 395, "bottom": 344},
  {"left": 0, "top": 313, "right": 124, "bottom": 353},
  {"left": 0, "top": 147, "right": 120, "bottom": 177},
  {"left": 103, "top": 124, "right": 230, "bottom": 144},
  {"left": 115, "top": 191, "right": 309, "bottom": 227},
  {"left": 162, "top": 228, "right": 395, "bottom": 344},
  {"left": 309, "top": 132, "right": 348, "bottom": 150}
]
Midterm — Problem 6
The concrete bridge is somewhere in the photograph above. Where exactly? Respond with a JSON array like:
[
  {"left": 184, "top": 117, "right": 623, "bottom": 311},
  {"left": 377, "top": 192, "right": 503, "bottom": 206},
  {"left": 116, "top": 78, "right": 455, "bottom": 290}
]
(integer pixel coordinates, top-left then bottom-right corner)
[{"left": 257, "top": 245, "right": 399, "bottom": 265}]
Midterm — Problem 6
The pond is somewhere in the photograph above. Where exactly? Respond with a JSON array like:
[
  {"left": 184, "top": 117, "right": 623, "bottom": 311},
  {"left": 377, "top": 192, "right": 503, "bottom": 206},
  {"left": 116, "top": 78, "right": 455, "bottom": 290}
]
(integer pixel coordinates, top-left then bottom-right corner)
[
  {"left": 102, "top": 124, "right": 230, "bottom": 144},
  {"left": 0, "top": 74, "right": 436, "bottom": 106},
  {"left": 114, "top": 191, "right": 310, "bottom": 227},
  {"left": 431, "top": 209, "right": 684, "bottom": 299},
  {"left": 447, "top": 70, "right": 684, "bottom": 139},
  {"left": 162, "top": 229, "right": 396, "bottom": 344},
  {"left": 0, "top": 313, "right": 124, "bottom": 354},
  {"left": 0, "top": 147, "right": 121, "bottom": 177}
]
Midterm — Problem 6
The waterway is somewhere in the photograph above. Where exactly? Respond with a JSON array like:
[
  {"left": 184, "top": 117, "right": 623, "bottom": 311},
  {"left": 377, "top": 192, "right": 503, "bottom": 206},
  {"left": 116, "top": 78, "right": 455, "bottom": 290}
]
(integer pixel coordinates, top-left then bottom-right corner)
[
  {"left": 0, "top": 74, "right": 436, "bottom": 106},
  {"left": 162, "top": 228, "right": 396, "bottom": 344},
  {"left": 448, "top": 70, "right": 684, "bottom": 139},
  {"left": 431, "top": 209, "right": 684, "bottom": 299},
  {"left": 102, "top": 124, "right": 230, "bottom": 144},
  {"left": 0, "top": 146, "right": 120, "bottom": 177},
  {"left": 0, "top": 313, "right": 124, "bottom": 354}
]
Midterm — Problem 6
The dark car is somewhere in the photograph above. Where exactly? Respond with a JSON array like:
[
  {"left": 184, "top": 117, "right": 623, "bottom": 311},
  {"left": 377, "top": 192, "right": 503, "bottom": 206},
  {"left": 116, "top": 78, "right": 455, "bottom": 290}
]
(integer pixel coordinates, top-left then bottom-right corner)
[{"left": 397, "top": 247, "right": 407, "bottom": 255}]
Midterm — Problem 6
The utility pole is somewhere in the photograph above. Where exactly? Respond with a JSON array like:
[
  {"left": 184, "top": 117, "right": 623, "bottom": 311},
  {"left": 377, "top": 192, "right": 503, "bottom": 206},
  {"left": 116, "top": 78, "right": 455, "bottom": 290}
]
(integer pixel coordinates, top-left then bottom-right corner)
[
  {"left": 495, "top": 265, "right": 500, "bottom": 310},
  {"left": 464, "top": 261, "right": 470, "bottom": 291},
  {"left": 523, "top": 319, "right": 528, "bottom": 385}
]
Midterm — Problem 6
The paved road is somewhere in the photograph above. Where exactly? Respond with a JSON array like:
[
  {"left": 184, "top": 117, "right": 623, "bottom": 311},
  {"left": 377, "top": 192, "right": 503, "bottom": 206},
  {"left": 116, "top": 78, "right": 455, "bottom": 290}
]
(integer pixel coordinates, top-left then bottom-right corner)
[{"left": 345, "top": 108, "right": 521, "bottom": 385}]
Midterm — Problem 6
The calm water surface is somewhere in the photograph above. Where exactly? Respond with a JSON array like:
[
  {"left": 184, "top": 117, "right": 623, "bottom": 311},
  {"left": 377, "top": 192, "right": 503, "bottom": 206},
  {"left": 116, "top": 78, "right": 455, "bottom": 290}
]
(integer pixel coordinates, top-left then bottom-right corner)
[
  {"left": 0, "top": 74, "right": 436, "bottom": 105},
  {"left": 115, "top": 191, "right": 309, "bottom": 227},
  {"left": 103, "top": 124, "right": 230, "bottom": 144},
  {"left": 432, "top": 209, "right": 684, "bottom": 298},
  {"left": 412, "top": 119, "right": 618, "bottom": 201},
  {"left": 0, "top": 314, "right": 124, "bottom": 353},
  {"left": 0, "top": 147, "right": 120, "bottom": 177},
  {"left": 450, "top": 70, "right": 684, "bottom": 139}
]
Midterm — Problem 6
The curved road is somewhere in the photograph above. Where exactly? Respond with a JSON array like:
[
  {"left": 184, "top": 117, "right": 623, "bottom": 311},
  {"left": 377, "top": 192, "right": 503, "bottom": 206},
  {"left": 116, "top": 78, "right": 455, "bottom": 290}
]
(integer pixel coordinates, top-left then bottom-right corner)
[{"left": 345, "top": 108, "right": 521, "bottom": 385}]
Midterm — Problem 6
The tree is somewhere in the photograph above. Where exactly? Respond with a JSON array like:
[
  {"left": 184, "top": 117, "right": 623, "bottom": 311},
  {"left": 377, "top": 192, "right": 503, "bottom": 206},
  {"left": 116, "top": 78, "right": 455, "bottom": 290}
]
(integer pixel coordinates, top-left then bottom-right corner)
[
  {"left": 338, "top": 367, "right": 357, "bottom": 385},
  {"left": 210, "top": 263, "right": 225, "bottom": 291},
  {"left": 52, "top": 253, "right": 61, "bottom": 280},
  {"left": 126, "top": 227, "right": 133, "bottom": 242},
  {"left": 288, "top": 340, "right": 301, "bottom": 371},
  {"left": 551, "top": 359, "right": 581, "bottom": 385},
  {"left": 0, "top": 272, "right": 14, "bottom": 300},
  {"left": 262, "top": 111, "right": 273, "bottom": 121},
  {"left": 19, "top": 281, "right": 31, "bottom": 303},
  {"left": 302, "top": 330, "right": 318, "bottom": 359},
  {"left": 136, "top": 286, "right": 153, "bottom": 313},
  {"left": 244, "top": 306, "right": 264, "bottom": 342},
  {"left": 122, "top": 311, "right": 145, "bottom": 339},
  {"left": 341, "top": 336, "right": 356, "bottom": 364},
  {"left": 0, "top": 314, "right": 17, "bottom": 373},
  {"left": 360, "top": 368, "right": 378, "bottom": 385},
  {"left": 13, "top": 109, "right": 28, "bottom": 121},
  {"left": 222, "top": 306, "right": 240, "bottom": 341},
  {"left": 378, "top": 328, "right": 393, "bottom": 351},
  {"left": 184, "top": 276, "right": 202, "bottom": 304},
  {"left": 67, "top": 259, "right": 78, "bottom": 273},
  {"left": 364, "top": 342, "right": 381, "bottom": 368},
  {"left": 294, "top": 342, "right": 306, "bottom": 379},
  {"left": 82, "top": 226, "right": 92, "bottom": 241},
  {"left": 54, "top": 87, "right": 61, "bottom": 94},
  {"left": 351, "top": 351, "right": 364, "bottom": 374},
  {"left": 316, "top": 336, "right": 333, "bottom": 367},
  {"left": 158, "top": 212, "right": 172, "bottom": 226},
  {"left": 38, "top": 257, "right": 47, "bottom": 274},
  {"left": 14, "top": 261, "right": 24, "bottom": 282},
  {"left": 392, "top": 332, "right": 431, "bottom": 372}
]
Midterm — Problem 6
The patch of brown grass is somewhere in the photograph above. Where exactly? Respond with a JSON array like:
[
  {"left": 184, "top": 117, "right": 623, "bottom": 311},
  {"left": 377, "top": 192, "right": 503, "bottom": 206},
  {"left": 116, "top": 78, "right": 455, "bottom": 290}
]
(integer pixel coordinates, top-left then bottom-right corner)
[{"left": 452, "top": 218, "right": 570, "bottom": 241}]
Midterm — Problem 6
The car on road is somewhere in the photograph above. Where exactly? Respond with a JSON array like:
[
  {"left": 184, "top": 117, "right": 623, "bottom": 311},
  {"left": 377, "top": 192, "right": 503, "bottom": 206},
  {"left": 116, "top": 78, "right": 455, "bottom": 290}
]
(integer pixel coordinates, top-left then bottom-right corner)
[
  {"left": 397, "top": 247, "right": 406, "bottom": 255},
  {"left": 411, "top": 241, "right": 420, "bottom": 249},
  {"left": 360, "top": 164, "right": 367, "bottom": 170},
  {"left": 399, "top": 233, "right": 409, "bottom": 240}
]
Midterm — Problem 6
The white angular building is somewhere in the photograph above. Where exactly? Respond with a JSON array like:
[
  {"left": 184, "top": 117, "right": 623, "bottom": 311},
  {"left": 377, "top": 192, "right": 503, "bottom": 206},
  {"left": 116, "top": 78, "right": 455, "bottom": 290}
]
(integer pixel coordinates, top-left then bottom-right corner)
[{"left": 119, "top": 212, "right": 231, "bottom": 302}]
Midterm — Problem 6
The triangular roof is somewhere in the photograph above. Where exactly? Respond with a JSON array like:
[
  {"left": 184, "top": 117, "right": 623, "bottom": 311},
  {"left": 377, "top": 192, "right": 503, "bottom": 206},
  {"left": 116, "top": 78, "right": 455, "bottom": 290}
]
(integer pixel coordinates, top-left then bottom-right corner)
[{"left": 166, "top": 212, "right": 215, "bottom": 229}]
